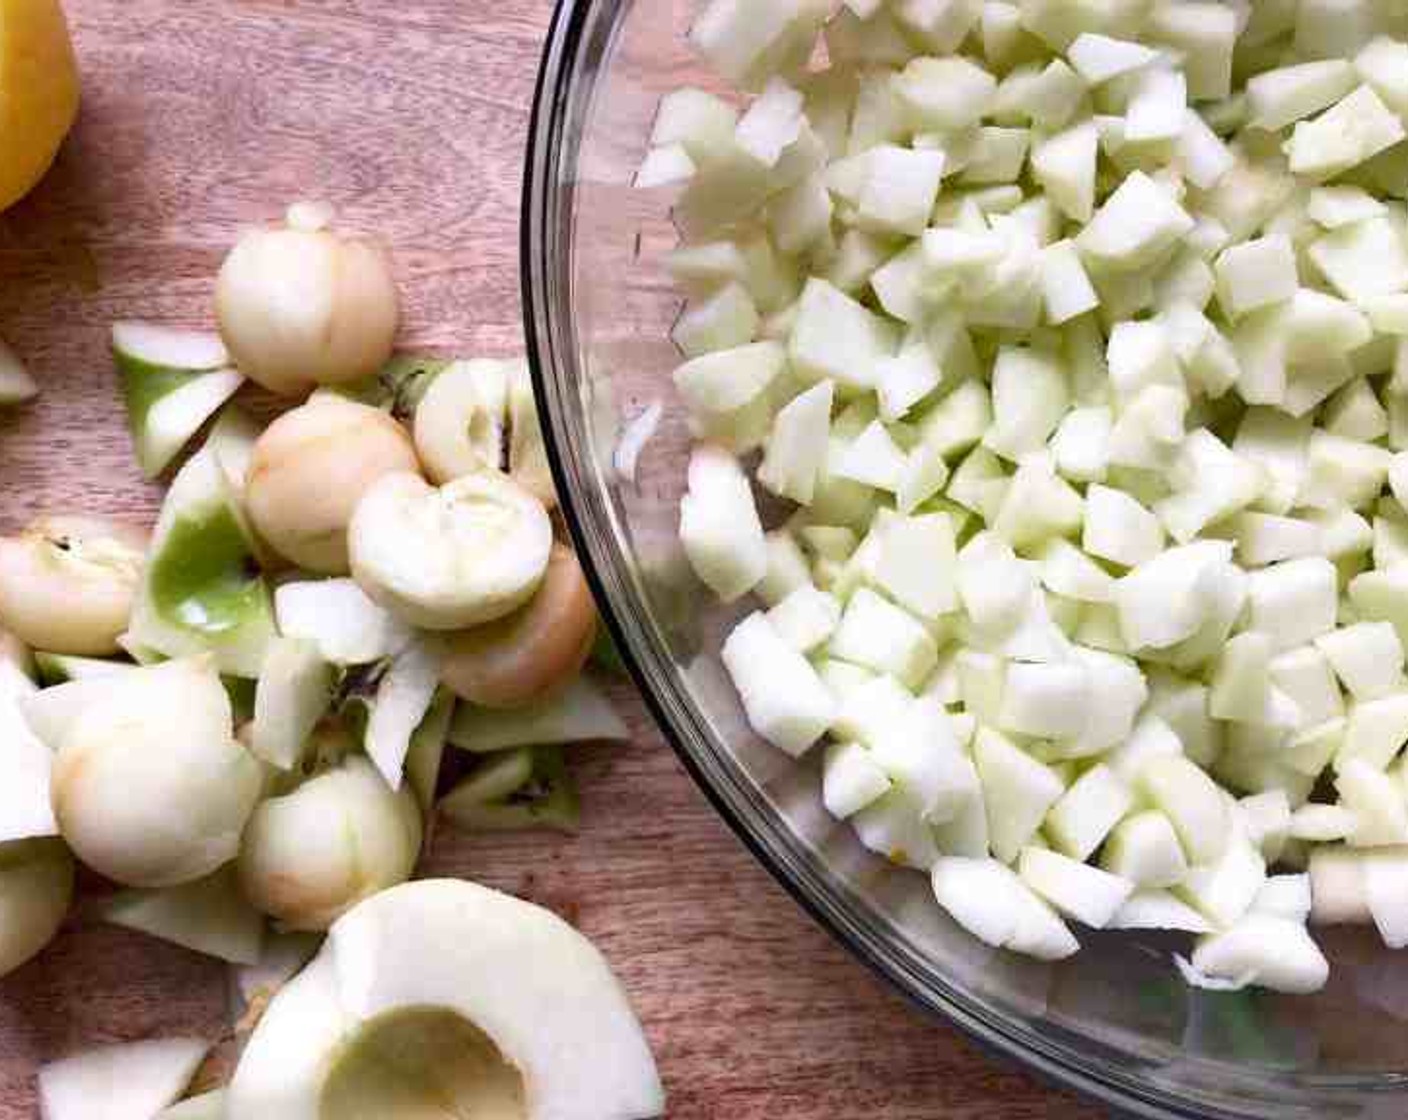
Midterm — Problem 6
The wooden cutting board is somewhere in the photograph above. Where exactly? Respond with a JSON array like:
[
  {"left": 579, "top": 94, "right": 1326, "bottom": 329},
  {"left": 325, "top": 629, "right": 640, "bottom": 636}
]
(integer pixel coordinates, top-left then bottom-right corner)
[{"left": 0, "top": 3, "right": 1097, "bottom": 1115}]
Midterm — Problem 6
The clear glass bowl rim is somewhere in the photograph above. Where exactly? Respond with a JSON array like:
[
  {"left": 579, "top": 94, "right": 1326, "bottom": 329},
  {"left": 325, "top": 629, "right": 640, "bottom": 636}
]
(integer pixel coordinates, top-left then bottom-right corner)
[{"left": 517, "top": 3, "right": 1404, "bottom": 1116}]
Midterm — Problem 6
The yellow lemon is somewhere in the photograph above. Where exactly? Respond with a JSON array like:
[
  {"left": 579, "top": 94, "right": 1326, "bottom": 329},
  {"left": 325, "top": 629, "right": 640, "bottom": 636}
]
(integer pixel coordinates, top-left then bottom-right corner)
[{"left": 0, "top": 0, "right": 80, "bottom": 212}]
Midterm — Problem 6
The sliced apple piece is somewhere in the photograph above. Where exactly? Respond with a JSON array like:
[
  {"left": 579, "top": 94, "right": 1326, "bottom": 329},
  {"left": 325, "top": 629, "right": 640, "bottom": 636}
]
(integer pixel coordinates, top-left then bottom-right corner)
[
  {"left": 361, "top": 641, "right": 439, "bottom": 789},
  {"left": 448, "top": 676, "right": 629, "bottom": 754},
  {"left": 275, "top": 578, "right": 412, "bottom": 667},
  {"left": 127, "top": 448, "right": 276, "bottom": 678},
  {"left": 39, "top": 1037, "right": 210, "bottom": 1120},
  {"left": 440, "top": 745, "right": 581, "bottom": 833},
  {"left": 405, "top": 688, "right": 454, "bottom": 816},
  {"left": 227, "top": 878, "right": 664, "bottom": 1119},
  {"left": 95, "top": 864, "right": 264, "bottom": 966},
  {"left": 112, "top": 321, "right": 242, "bottom": 478},
  {"left": 0, "top": 838, "right": 74, "bottom": 979},
  {"left": 251, "top": 637, "right": 333, "bottom": 771}
]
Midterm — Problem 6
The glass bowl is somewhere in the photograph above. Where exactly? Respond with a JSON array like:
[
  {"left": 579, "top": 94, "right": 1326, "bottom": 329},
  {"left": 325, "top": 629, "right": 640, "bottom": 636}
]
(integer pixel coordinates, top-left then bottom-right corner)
[{"left": 521, "top": 4, "right": 1408, "bottom": 1116}]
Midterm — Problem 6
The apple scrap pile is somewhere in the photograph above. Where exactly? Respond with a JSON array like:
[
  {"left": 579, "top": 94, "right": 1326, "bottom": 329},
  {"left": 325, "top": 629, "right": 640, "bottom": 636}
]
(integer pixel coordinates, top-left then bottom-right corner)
[
  {"left": 647, "top": 0, "right": 1408, "bottom": 993},
  {"left": 0, "top": 206, "right": 665, "bottom": 1118}
]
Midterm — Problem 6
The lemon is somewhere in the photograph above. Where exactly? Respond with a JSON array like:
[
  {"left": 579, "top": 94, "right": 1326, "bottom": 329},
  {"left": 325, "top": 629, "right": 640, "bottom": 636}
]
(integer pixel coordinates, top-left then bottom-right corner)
[{"left": 0, "top": 0, "right": 79, "bottom": 212}]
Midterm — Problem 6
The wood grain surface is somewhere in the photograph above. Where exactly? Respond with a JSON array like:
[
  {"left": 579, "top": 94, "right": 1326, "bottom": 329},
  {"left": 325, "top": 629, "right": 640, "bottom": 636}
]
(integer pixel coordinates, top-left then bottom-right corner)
[{"left": 0, "top": 3, "right": 1097, "bottom": 1115}]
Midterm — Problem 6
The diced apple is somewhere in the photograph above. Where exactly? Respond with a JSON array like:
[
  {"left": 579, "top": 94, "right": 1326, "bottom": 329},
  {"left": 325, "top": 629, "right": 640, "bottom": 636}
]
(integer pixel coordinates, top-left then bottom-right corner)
[
  {"left": 828, "top": 588, "right": 937, "bottom": 688},
  {"left": 1287, "top": 86, "right": 1405, "bottom": 180},
  {"left": 1189, "top": 914, "right": 1328, "bottom": 994},
  {"left": 721, "top": 612, "right": 836, "bottom": 757},
  {"left": 1337, "top": 757, "right": 1408, "bottom": 845},
  {"left": 894, "top": 56, "right": 998, "bottom": 131},
  {"left": 1138, "top": 755, "right": 1230, "bottom": 866},
  {"left": 1109, "top": 888, "right": 1212, "bottom": 933},
  {"left": 822, "top": 740, "right": 892, "bottom": 819},
  {"left": 974, "top": 727, "right": 1065, "bottom": 864},
  {"left": 1046, "top": 764, "right": 1133, "bottom": 861},
  {"left": 1077, "top": 170, "right": 1195, "bottom": 272},
  {"left": 1102, "top": 810, "right": 1188, "bottom": 888},
  {"left": 931, "top": 856, "right": 1078, "bottom": 959}
]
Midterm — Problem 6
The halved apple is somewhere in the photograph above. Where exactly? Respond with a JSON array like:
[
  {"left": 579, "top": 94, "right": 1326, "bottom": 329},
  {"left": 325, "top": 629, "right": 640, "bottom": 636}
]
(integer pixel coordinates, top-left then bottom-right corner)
[
  {"left": 126, "top": 448, "right": 276, "bottom": 678},
  {"left": 112, "top": 321, "right": 242, "bottom": 478},
  {"left": 226, "top": 878, "right": 664, "bottom": 1119}
]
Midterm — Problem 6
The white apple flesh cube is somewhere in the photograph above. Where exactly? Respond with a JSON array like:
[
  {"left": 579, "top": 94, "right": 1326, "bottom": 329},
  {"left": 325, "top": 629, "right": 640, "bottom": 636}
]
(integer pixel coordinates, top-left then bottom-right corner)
[
  {"left": 1309, "top": 217, "right": 1408, "bottom": 305},
  {"left": 1019, "top": 846, "right": 1135, "bottom": 929},
  {"left": 1269, "top": 646, "right": 1344, "bottom": 728},
  {"left": 1077, "top": 171, "right": 1195, "bottom": 272},
  {"left": 1340, "top": 693, "right": 1408, "bottom": 771},
  {"left": 1037, "top": 539, "right": 1114, "bottom": 604},
  {"left": 1363, "top": 849, "right": 1408, "bottom": 949},
  {"left": 1337, "top": 758, "right": 1408, "bottom": 845},
  {"left": 721, "top": 612, "right": 836, "bottom": 757},
  {"left": 1290, "top": 804, "right": 1358, "bottom": 842},
  {"left": 990, "top": 460, "right": 1084, "bottom": 551},
  {"left": 735, "top": 78, "right": 805, "bottom": 167},
  {"left": 789, "top": 279, "right": 899, "bottom": 393},
  {"left": 1083, "top": 484, "right": 1164, "bottom": 567},
  {"left": 833, "top": 420, "right": 907, "bottom": 493},
  {"left": 650, "top": 88, "right": 738, "bottom": 161},
  {"left": 1287, "top": 86, "right": 1405, "bottom": 180},
  {"left": 1315, "top": 623, "right": 1405, "bottom": 701},
  {"left": 857, "top": 146, "right": 947, "bottom": 236},
  {"left": 1050, "top": 406, "right": 1112, "bottom": 484},
  {"left": 1031, "top": 121, "right": 1099, "bottom": 224},
  {"left": 1179, "top": 815, "right": 1268, "bottom": 929},
  {"left": 974, "top": 727, "right": 1066, "bottom": 865},
  {"left": 1254, "top": 874, "right": 1314, "bottom": 922},
  {"left": 1101, "top": 810, "right": 1189, "bottom": 889},
  {"left": 1214, "top": 235, "right": 1297, "bottom": 319},
  {"left": 1209, "top": 631, "right": 1275, "bottom": 723},
  {"left": 1156, "top": 430, "right": 1264, "bottom": 544},
  {"left": 876, "top": 343, "right": 941, "bottom": 423},
  {"left": 672, "top": 282, "right": 759, "bottom": 358},
  {"left": 869, "top": 698, "right": 980, "bottom": 823},
  {"left": 689, "top": 0, "right": 827, "bottom": 91},
  {"left": 1309, "top": 845, "right": 1370, "bottom": 924},
  {"left": 1046, "top": 764, "right": 1133, "bottom": 862},
  {"left": 679, "top": 444, "right": 767, "bottom": 602},
  {"left": 1138, "top": 755, "right": 1230, "bottom": 867},
  {"left": 1247, "top": 558, "right": 1339, "bottom": 652},
  {"left": 984, "top": 347, "right": 1070, "bottom": 460},
  {"left": 895, "top": 56, "right": 998, "bottom": 130},
  {"left": 1177, "top": 110, "right": 1234, "bottom": 191},
  {"left": 851, "top": 788, "right": 941, "bottom": 870},
  {"left": 823, "top": 740, "right": 892, "bottom": 819},
  {"left": 1190, "top": 914, "right": 1329, "bottom": 994},
  {"left": 766, "top": 584, "right": 841, "bottom": 652},
  {"left": 635, "top": 144, "right": 697, "bottom": 189},
  {"left": 997, "top": 661, "right": 1090, "bottom": 739},
  {"left": 956, "top": 531, "right": 1035, "bottom": 635},
  {"left": 1041, "top": 240, "right": 1100, "bottom": 324},
  {"left": 931, "top": 857, "right": 1079, "bottom": 960},
  {"left": 828, "top": 587, "right": 938, "bottom": 688},
  {"left": 1247, "top": 60, "right": 1358, "bottom": 130},
  {"left": 1115, "top": 541, "right": 1233, "bottom": 651},
  {"left": 1125, "top": 67, "right": 1186, "bottom": 145},
  {"left": 1110, "top": 889, "right": 1213, "bottom": 933},
  {"left": 759, "top": 380, "right": 834, "bottom": 505},
  {"left": 870, "top": 512, "right": 958, "bottom": 621},
  {"left": 673, "top": 340, "right": 785, "bottom": 445},
  {"left": 1356, "top": 34, "right": 1408, "bottom": 117},
  {"left": 1067, "top": 33, "right": 1158, "bottom": 84}
]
